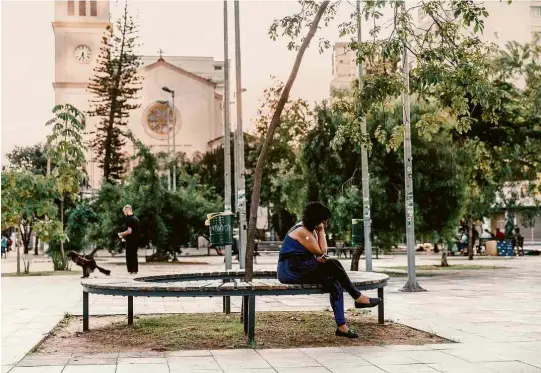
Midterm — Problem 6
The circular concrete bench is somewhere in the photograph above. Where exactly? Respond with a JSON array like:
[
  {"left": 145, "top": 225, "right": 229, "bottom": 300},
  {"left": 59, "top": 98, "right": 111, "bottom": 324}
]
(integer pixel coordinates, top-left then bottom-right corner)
[{"left": 81, "top": 270, "right": 389, "bottom": 343}]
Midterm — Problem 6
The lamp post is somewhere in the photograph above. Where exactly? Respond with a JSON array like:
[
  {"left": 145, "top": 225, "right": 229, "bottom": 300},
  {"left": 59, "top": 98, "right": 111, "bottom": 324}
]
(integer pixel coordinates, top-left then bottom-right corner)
[
  {"left": 157, "top": 99, "right": 172, "bottom": 190},
  {"left": 162, "top": 86, "right": 176, "bottom": 191}
]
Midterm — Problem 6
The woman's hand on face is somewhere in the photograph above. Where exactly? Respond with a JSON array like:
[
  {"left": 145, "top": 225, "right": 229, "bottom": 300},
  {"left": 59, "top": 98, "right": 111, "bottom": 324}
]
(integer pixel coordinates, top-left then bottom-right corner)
[{"left": 315, "top": 223, "right": 325, "bottom": 232}]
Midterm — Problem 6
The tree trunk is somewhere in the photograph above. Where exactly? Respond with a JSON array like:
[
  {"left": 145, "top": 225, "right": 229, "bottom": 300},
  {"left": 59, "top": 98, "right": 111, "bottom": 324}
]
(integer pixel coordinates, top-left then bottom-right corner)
[
  {"left": 244, "top": 1, "right": 330, "bottom": 282},
  {"left": 34, "top": 236, "right": 39, "bottom": 255},
  {"left": 350, "top": 247, "right": 363, "bottom": 271},
  {"left": 60, "top": 198, "right": 65, "bottom": 268},
  {"left": 467, "top": 217, "right": 474, "bottom": 260},
  {"left": 16, "top": 227, "right": 22, "bottom": 275}
]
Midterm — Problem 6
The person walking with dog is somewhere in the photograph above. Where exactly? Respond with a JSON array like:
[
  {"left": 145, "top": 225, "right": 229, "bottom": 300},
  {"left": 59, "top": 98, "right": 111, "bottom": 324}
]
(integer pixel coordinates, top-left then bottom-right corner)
[{"left": 118, "top": 205, "right": 140, "bottom": 274}]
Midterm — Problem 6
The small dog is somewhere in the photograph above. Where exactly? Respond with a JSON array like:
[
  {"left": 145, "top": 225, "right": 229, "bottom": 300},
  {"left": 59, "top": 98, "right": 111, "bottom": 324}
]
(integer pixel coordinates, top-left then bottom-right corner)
[{"left": 68, "top": 248, "right": 111, "bottom": 278}]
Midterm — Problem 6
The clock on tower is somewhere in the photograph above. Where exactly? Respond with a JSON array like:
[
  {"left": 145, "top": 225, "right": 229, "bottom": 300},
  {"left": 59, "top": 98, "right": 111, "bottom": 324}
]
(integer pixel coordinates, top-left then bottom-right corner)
[{"left": 52, "top": 0, "right": 110, "bottom": 110}]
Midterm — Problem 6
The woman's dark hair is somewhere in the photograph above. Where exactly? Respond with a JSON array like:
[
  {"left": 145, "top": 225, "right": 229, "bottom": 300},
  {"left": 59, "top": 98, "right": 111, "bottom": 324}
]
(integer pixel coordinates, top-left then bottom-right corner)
[{"left": 302, "top": 202, "right": 331, "bottom": 231}]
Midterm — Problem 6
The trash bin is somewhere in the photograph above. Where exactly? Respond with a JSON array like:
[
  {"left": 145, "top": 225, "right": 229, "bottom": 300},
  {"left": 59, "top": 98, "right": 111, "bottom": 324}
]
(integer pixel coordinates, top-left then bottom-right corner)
[
  {"left": 206, "top": 212, "right": 235, "bottom": 246},
  {"left": 351, "top": 219, "right": 364, "bottom": 247}
]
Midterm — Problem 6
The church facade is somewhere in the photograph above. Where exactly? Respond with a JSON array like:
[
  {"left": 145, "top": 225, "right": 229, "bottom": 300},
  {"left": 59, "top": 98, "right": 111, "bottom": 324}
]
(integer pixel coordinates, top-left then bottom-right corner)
[{"left": 52, "top": 0, "right": 225, "bottom": 188}]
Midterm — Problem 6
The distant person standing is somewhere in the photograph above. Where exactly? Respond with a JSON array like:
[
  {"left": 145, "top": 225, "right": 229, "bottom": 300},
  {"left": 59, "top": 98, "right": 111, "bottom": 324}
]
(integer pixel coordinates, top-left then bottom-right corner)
[
  {"left": 118, "top": 205, "right": 140, "bottom": 274},
  {"left": 1, "top": 233, "right": 8, "bottom": 258},
  {"left": 495, "top": 228, "right": 506, "bottom": 241}
]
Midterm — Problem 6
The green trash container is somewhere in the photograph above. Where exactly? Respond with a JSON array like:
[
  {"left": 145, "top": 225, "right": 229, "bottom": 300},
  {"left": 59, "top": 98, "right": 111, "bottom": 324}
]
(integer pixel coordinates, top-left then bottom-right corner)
[
  {"left": 207, "top": 212, "right": 235, "bottom": 246},
  {"left": 351, "top": 219, "right": 364, "bottom": 247}
]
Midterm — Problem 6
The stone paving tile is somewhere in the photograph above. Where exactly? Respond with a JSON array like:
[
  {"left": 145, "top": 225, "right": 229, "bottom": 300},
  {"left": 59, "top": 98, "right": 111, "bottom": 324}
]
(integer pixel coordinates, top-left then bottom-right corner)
[
  {"left": 67, "top": 358, "right": 117, "bottom": 366},
  {"left": 9, "top": 367, "right": 64, "bottom": 373},
  {"left": 116, "top": 363, "right": 170, "bottom": 373},
  {"left": 427, "top": 363, "right": 498, "bottom": 373},
  {"left": 339, "top": 346, "right": 389, "bottom": 355},
  {"left": 275, "top": 368, "right": 330, "bottom": 373},
  {"left": 315, "top": 353, "right": 372, "bottom": 367},
  {"left": 62, "top": 365, "right": 117, "bottom": 373},
  {"left": 406, "top": 350, "right": 469, "bottom": 364},
  {"left": 376, "top": 364, "right": 440, "bottom": 373},
  {"left": 328, "top": 367, "right": 386, "bottom": 373},
  {"left": 210, "top": 349, "right": 260, "bottom": 357},
  {"left": 297, "top": 347, "right": 346, "bottom": 357},
  {"left": 383, "top": 344, "right": 437, "bottom": 351},
  {"left": 17, "top": 355, "right": 71, "bottom": 367},
  {"left": 1, "top": 366, "right": 13, "bottom": 373},
  {"left": 168, "top": 369, "right": 222, "bottom": 373},
  {"left": 70, "top": 352, "right": 119, "bottom": 359},
  {"left": 362, "top": 352, "right": 420, "bottom": 366},
  {"left": 118, "top": 357, "right": 168, "bottom": 364},
  {"left": 257, "top": 349, "right": 320, "bottom": 368},
  {"left": 213, "top": 354, "right": 272, "bottom": 370},
  {"left": 441, "top": 348, "right": 516, "bottom": 363},
  {"left": 479, "top": 361, "right": 541, "bottom": 373},
  {"left": 166, "top": 350, "right": 213, "bottom": 357},
  {"left": 221, "top": 369, "right": 277, "bottom": 373},
  {"left": 167, "top": 356, "right": 222, "bottom": 370},
  {"left": 118, "top": 351, "right": 165, "bottom": 358}
]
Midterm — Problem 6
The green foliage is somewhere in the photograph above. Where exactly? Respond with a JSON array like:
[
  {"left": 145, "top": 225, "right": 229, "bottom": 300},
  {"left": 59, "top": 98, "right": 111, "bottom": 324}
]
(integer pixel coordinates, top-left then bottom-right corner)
[
  {"left": 88, "top": 1, "right": 142, "bottom": 182},
  {"left": 5, "top": 143, "right": 50, "bottom": 175},
  {"left": 303, "top": 101, "right": 468, "bottom": 245},
  {"left": 1, "top": 171, "right": 63, "bottom": 244}
]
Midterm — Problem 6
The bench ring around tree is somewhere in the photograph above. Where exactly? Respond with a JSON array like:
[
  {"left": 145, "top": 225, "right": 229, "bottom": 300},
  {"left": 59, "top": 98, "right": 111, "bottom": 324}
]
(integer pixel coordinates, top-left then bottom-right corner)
[{"left": 81, "top": 270, "right": 389, "bottom": 344}]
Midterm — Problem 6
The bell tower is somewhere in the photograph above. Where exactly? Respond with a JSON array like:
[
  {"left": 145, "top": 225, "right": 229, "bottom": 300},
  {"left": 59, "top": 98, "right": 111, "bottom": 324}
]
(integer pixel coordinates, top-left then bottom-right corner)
[{"left": 52, "top": 0, "right": 110, "bottom": 109}]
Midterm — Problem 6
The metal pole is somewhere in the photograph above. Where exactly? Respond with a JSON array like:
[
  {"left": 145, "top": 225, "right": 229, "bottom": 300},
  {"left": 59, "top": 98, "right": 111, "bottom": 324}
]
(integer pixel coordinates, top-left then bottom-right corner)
[
  {"left": 172, "top": 91, "right": 176, "bottom": 191},
  {"left": 356, "top": 0, "right": 372, "bottom": 272},
  {"left": 400, "top": 1, "right": 424, "bottom": 292},
  {"left": 234, "top": 0, "right": 247, "bottom": 270},
  {"left": 223, "top": 0, "right": 233, "bottom": 271},
  {"left": 166, "top": 101, "right": 171, "bottom": 191}
]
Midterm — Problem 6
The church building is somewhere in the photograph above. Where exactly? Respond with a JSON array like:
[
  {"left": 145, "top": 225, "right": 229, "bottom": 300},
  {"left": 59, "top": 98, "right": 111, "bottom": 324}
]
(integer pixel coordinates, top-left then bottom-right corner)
[{"left": 52, "top": 0, "right": 225, "bottom": 188}]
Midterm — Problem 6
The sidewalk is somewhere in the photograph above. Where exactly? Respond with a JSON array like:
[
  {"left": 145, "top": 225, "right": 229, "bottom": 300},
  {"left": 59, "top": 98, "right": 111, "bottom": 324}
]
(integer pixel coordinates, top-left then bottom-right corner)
[{"left": 2, "top": 255, "right": 541, "bottom": 372}]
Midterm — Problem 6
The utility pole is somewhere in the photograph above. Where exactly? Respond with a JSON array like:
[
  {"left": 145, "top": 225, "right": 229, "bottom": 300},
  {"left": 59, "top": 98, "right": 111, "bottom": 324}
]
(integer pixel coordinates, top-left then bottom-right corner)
[
  {"left": 356, "top": 0, "right": 372, "bottom": 272},
  {"left": 400, "top": 1, "right": 424, "bottom": 292},
  {"left": 233, "top": 0, "right": 247, "bottom": 270},
  {"left": 222, "top": 0, "right": 233, "bottom": 314}
]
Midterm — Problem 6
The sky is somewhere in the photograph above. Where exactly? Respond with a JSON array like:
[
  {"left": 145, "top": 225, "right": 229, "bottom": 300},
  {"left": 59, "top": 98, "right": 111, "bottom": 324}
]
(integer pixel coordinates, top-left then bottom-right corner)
[{"left": 0, "top": 0, "right": 370, "bottom": 164}]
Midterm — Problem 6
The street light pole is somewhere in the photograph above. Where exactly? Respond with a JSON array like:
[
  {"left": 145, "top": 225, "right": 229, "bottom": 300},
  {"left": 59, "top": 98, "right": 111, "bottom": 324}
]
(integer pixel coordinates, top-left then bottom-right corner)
[
  {"left": 162, "top": 87, "right": 176, "bottom": 191},
  {"left": 159, "top": 97, "right": 173, "bottom": 191},
  {"left": 356, "top": 0, "right": 373, "bottom": 272},
  {"left": 400, "top": 1, "right": 424, "bottom": 292},
  {"left": 233, "top": 0, "right": 247, "bottom": 270}
]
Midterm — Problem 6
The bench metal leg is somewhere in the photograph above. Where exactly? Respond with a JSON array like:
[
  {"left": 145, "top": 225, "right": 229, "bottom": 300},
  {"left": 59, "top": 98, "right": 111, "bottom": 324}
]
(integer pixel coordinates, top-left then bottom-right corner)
[
  {"left": 378, "top": 287, "right": 384, "bottom": 325},
  {"left": 223, "top": 297, "right": 231, "bottom": 314},
  {"left": 83, "top": 291, "right": 89, "bottom": 331},
  {"left": 128, "top": 296, "right": 134, "bottom": 325},
  {"left": 247, "top": 296, "right": 256, "bottom": 344},
  {"left": 243, "top": 295, "right": 249, "bottom": 335}
]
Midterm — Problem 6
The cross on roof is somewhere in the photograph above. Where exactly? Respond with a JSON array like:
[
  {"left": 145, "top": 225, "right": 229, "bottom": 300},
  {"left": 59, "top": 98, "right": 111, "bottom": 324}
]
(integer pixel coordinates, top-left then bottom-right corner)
[{"left": 158, "top": 49, "right": 165, "bottom": 60}]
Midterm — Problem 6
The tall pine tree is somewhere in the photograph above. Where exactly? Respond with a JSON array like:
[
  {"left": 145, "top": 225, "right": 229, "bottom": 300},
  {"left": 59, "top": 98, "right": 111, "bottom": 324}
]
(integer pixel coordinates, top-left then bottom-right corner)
[{"left": 88, "top": 1, "right": 142, "bottom": 182}]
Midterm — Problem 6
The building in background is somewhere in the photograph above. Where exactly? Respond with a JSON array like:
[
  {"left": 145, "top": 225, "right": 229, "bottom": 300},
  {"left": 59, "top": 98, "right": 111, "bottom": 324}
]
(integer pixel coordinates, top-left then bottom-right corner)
[{"left": 53, "top": 0, "right": 225, "bottom": 189}]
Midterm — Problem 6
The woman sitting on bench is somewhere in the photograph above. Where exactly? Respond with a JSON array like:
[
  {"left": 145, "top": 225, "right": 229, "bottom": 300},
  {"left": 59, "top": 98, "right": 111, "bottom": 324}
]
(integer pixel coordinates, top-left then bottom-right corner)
[{"left": 277, "top": 202, "right": 381, "bottom": 338}]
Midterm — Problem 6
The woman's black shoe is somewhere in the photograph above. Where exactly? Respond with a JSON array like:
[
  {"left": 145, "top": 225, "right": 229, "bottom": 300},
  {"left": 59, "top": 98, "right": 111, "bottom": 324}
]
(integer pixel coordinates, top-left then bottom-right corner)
[
  {"left": 335, "top": 329, "right": 359, "bottom": 338},
  {"left": 355, "top": 297, "right": 382, "bottom": 309}
]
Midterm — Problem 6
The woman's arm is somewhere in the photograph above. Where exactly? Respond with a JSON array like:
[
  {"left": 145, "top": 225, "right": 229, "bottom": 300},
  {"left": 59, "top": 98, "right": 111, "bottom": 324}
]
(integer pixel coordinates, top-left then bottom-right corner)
[
  {"left": 316, "top": 228, "right": 328, "bottom": 254},
  {"left": 289, "top": 228, "right": 324, "bottom": 256}
]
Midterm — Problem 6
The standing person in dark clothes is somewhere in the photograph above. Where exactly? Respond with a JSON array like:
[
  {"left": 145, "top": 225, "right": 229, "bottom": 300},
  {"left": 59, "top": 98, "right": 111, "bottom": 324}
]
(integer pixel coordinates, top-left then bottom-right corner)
[{"left": 118, "top": 205, "right": 140, "bottom": 274}]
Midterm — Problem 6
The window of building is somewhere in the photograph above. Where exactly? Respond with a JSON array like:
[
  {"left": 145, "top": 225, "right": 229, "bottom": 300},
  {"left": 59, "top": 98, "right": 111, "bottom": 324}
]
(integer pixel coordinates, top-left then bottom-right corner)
[
  {"left": 214, "top": 65, "right": 223, "bottom": 70},
  {"left": 90, "top": 0, "right": 97, "bottom": 16},
  {"left": 79, "top": 0, "right": 86, "bottom": 16},
  {"left": 67, "top": 0, "right": 75, "bottom": 15},
  {"left": 531, "top": 6, "right": 541, "bottom": 17}
]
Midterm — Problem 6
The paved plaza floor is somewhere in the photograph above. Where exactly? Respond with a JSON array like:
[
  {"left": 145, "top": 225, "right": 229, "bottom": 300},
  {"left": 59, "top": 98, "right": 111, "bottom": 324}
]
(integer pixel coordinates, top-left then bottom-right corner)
[{"left": 2, "top": 253, "right": 541, "bottom": 372}]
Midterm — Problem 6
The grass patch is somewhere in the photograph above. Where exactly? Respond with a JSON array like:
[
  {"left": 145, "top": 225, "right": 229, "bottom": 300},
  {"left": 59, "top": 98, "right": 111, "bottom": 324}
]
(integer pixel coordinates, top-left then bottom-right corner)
[
  {"left": 2, "top": 270, "right": 78, "bottom": 277},
  {"left": 36, "top": 311, "right": 451, "bottom": 353},
  {"left": 386, "top": 265, "right": 503, "bottom": 271}
]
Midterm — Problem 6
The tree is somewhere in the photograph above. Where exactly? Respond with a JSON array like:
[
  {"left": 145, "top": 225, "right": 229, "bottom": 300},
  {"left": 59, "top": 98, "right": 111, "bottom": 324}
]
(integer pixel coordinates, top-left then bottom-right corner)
[
  {"left": 246, "top": 1, "right": 332, "bottom": 281},
  {"left": 88, "top": 1, "right": 142, "bottom": 182},
  {"left": 5, "top": 144, "right": 49, "bottom": 175},
  {"left": 252, "top": 81, "right": 312, "bottom": 238},
  {"left": 1, "top": 171, "right": 62, "bottom": 274},
  {"left": 46, "top": 104, "right": 87, "bottom": 269},
  {"left": 303, "top": 101, "right": 467, "bottom": 254}
]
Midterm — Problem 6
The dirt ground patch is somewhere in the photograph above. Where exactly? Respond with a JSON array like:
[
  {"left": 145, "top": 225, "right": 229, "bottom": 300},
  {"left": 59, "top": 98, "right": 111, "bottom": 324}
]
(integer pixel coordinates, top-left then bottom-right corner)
[{"left": 36, "top": 311, "right": 451, "bottom": 353}]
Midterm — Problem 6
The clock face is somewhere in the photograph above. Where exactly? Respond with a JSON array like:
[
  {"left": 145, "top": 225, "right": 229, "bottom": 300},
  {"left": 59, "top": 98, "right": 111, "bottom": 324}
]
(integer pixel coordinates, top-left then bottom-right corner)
[{"left": 74, "top": 45, "right": 91, "bottom": 64}]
